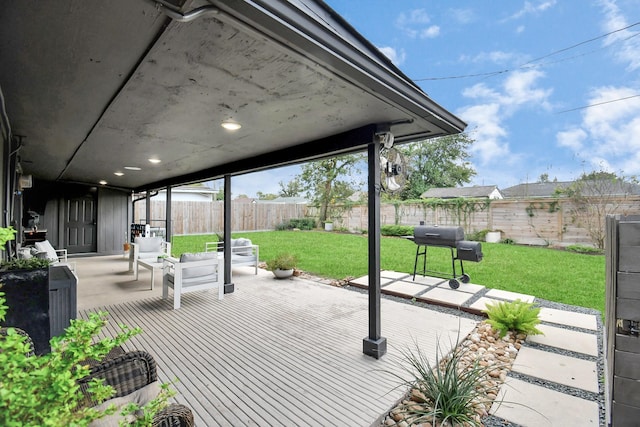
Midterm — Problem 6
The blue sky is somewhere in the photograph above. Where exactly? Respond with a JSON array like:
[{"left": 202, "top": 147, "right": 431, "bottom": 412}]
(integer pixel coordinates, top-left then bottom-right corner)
[{"left": 231, "top": 0, "right": 640, "bottom": 198}]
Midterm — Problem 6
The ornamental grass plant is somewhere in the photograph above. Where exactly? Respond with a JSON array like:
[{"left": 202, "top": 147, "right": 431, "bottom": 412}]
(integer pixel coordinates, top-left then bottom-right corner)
[{"left": 387, "top": 338, "right": 503, "bottom": 427}]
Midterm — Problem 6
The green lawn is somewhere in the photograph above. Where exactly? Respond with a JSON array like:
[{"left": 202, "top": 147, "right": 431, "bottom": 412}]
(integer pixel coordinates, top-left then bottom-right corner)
[{"left": 171, "top": 231, "right": 605, "bottom": 313}]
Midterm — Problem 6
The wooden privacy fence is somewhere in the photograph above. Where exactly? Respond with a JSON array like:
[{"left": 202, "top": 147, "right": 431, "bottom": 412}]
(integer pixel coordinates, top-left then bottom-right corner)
[{"left": 135, "top": 197, "right": 640, "bottom": 246}]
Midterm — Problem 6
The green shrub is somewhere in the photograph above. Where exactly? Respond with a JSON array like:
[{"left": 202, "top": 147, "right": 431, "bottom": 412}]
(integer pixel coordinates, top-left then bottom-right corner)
[
  {"left": 484, "top": 299, "right": 543, "bottom": 338},
  {"left": 276, "top": 218, "right": 316, "bottom": 230},
  {"left": 465, "top": 229, "right": 488, "bottom": 242},
  {"left": 0, "top": 293, "right": 172, "bottom": 426},
  {"left": 388, "top": 340, "right": 501, "bottom": 426},
  {"left": 380, "top": 225, "right": 414, "bottom": 237},
  {"left": 266, "top": 253, "right": 299, "bottom": 271},
  {"left": 500, "top": 238, "right": 516, "bottom": 245},
  {"left": 566, "top": 245, "right": 603, "bottom": 255}
]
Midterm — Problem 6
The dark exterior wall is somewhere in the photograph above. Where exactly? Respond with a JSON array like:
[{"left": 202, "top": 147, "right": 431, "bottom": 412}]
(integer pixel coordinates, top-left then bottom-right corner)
[{"left": 97, "top": 187, "right": 130, "bottom": 255}]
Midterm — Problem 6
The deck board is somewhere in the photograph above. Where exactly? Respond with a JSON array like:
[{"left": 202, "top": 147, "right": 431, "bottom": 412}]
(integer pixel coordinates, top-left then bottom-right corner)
[{"left": 78, "top": 261, "right": 476, "bottom": 426}]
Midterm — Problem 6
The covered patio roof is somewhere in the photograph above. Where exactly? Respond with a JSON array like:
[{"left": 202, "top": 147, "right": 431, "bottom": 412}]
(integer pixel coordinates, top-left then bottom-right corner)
[{"left": 0, "top": 0, "right": 464, "bottom": 191}]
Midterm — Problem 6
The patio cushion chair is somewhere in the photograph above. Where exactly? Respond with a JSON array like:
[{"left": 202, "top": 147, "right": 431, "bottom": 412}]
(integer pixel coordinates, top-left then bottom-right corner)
[
  {"left": 162, "top": 252, "right": 223, "bottom": 310},
  {"left": 204, "top": 237, "right": 259, "bottom": 275},
  {"left": 0, "top": 327, "right": 194, "bottom": 427},
  {"left": 33, "top": 239, "right": 68, "bottom": 263},
  {"left": 129, "top": 236, "right": 171, "bottom": 279}
]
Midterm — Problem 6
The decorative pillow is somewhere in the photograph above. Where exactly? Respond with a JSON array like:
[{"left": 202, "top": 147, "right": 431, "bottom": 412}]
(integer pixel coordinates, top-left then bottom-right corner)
[
  {"left": 88, "top": 380, "right": 161, "bottom": 427},
  {"left": 34, "top": 240, "right": 58, "bottom": 261},
  {"left": 231, "top": 238, "right": 253, "bottom": 255},
  {"left": 179, "top": 252, "right": 218, "bottom": 279},
  {"left": 135, "top": 236, "right": 163, "bottom": 253}
]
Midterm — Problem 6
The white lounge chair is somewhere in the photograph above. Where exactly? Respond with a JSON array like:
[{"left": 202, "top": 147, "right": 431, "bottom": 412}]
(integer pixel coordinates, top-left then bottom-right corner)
[
  {"left": 129, "top": 236, "right": 171, "bottom": 280},
  {"left": 204, "top": 238, "right": 259, "bottom": 275},
  {"left": 162, "top": 252, "right": 223, "bottom": 310}
]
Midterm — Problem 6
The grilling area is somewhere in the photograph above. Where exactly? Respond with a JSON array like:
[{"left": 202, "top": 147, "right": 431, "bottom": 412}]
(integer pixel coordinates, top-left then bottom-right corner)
[{"left": 408, "top": 225, "right": 483, "bottom": 289}]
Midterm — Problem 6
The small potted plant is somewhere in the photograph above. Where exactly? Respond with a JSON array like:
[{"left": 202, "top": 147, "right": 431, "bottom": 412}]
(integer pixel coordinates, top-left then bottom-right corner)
[
  {"left": 324, "top": 221, "right": 333, "bottom": 231},
  {"left": 266, "top": 253, "right": 298, "bottom": 279}
]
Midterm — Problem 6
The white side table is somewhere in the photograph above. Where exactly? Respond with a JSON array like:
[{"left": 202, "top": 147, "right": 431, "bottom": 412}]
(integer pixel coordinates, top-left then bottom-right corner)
[{"left": 136, "top": 259, "right": 163, "bottom": 290}]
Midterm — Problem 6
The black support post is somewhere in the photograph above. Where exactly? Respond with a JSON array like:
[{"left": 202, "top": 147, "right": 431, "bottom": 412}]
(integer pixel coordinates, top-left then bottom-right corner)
[
  {"left": 223, "top": 175, "right": 234, "bottom": 294},
  {"left": 165, "top": 185, "right": 172, "bottom": 242},
  {"left": 363, "top": 134, "right": 387, "bottom": 359}
]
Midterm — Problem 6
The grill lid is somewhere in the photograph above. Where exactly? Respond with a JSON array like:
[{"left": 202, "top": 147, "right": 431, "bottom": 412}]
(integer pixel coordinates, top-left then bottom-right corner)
[{"left": 413, "top": 226, "right": 464, "bottom": 247}]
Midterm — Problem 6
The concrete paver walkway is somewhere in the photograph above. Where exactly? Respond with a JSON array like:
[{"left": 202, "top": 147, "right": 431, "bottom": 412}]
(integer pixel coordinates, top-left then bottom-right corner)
[{"left": 349, "top": 272, "right": 603, "bottom": 427}]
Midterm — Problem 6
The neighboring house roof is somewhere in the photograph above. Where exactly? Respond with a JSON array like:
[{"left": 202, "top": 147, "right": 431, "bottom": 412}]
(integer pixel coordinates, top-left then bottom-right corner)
[
  {"left": 502, "top": 181, "right": 640, "bottom": 198},
  {"left": 420, "top": 185, "right": 503, "bottom": 199},
  {"left": 258, "top": 197, "right": 308, "bottom": 204},
  {"left": 153, "top": 184, "right": 220, "bottom": 202}
]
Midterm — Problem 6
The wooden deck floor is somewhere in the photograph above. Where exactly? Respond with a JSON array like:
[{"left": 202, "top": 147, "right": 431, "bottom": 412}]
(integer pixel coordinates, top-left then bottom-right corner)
[{"left": 75, "top": 256, "right": 477, "bottom": 426}]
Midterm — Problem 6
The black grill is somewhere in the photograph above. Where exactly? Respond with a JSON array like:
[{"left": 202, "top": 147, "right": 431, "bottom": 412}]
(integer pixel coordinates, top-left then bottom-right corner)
[{"left": 410, "top": 225, "right": 483, "bottom": 289}]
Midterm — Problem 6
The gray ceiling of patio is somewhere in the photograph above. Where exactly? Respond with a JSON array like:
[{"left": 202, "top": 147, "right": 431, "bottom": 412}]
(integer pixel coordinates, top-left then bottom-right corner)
[{"left": 0, "top": 0, "right": 465, "bottom": 192}]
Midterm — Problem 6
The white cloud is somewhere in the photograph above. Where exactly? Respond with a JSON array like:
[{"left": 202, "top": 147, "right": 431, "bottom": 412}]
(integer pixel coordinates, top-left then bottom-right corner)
[
  {"left": 420, "top": 25, "right": 440, "bottom": 39},
  {"left": 557, "top": 128, "right": 587, "bottom": 151},
  {"left": 396, "top": 8, "right": 441, "bottom": 39},
  {"left": 464, "top": 50, "right": 528, "bottom": 65},
  {"left": 450, "top": 8, "right": 475, "bottom": 24},
  {"left": 458, "top": 70, "right": 552, "bottom": 165},
  {"left": 599, "top": 0, "right": 640, "bottom": 70},
  {"left": 505, "top": 0, "right": 557, "bottom": 21},
  {"left": 556, "top": 85, "right": 640, "bottom": 174},
  {"left": 378, "top": 46, "right": 406, "bottom": 66}
]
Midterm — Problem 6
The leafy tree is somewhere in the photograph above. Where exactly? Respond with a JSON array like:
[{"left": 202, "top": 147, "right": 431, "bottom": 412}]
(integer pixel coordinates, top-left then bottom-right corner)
[
  {"left": 256, "top": 191, "right": 278, "bottom": 200},
  {"left": 397, "top": 133, "right": 476, "bottom": 200},
  {"left": 278, "top": 178, "right": 302, "bottom": 197},
  {"left": 297, "top": 154, "right": 362, "bottom": 222},
  {"left": 561, "top": 170, "right": 638, "bottom": 249}
]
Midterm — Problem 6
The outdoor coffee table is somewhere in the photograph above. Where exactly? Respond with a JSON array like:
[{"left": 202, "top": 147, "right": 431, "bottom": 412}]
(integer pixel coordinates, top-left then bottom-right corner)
[{"left": 136, "top": 258, "right": 164, "bottom": 290}]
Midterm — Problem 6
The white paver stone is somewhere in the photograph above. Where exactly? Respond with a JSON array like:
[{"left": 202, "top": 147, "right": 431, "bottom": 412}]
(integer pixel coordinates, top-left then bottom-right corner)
[
  {"left": 485, "top": 288, "right": 535, "bottom": 302},
  {"left": 380, "top": 270, "right": 410, "bottom": 280},
  {"left": 491, "top": 378, "right": 599, "bottom": 427},
  {"left": 407, "top": 275, "right": 446, "bottom": 286},
  {"left": 469, "top": 296, "right": 502, "bottom": 312},
  {"left": 422, "top": 287, "right": 472, "bottom": 306},
  {"left": 349, "top": 275, "right": 393, "bottom": 287},
  {"left": 527, "top": 324, "right": 598, "bottom": 356},
  {"left": 539, "top": 307, "right": 598, "bottom": 330},
  {"left": 384, "top": 281, "right": 430, "bottom": 297},
  {"left": 512, "top": 347, "right": 599, "bottom": 392},
  {"left": 437, "top": 280, "right": 485, "bottom": 294}
]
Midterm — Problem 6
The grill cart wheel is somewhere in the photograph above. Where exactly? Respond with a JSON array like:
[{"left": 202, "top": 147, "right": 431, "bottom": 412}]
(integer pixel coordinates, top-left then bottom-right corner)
[
  {"left": 461, "top": 274, "right": 470, "bottom": 284},
  {"left": 449, "top": 279, "right": 460, "bottom": 289}
]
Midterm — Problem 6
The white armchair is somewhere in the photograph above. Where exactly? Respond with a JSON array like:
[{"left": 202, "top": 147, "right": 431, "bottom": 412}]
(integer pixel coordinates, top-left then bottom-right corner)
[
  {"left": 129, "top": 236, "right": 171, "bottom": 280},
  {"left": 205, "top": 238, "right": 259, "bottom": 275},
  {"left": 162, "top": 252, "right": 223, "bottom": 309},
  {"left": 34, "top": 240, "right": 68, "bottom": 263}
]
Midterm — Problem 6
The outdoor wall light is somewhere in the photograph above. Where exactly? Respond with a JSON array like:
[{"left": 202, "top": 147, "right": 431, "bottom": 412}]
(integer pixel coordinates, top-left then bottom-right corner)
[
  {"left": 114, "top": 172, "right": 124, "bottom": 176},
  {"left": 221, "top": 121, "right": 241, "bottom": 131},
  {"left": 99, "top": 180, "right": 107, "bottom": 185},
  {"left": 148, "top": 158, "right": 161, "bottom": 164}
]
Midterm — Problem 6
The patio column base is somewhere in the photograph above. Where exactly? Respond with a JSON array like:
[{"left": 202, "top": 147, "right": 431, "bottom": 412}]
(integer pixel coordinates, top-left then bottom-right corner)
[
  {"left": 363, "top": 336, "right": 387, "bottom": 359},
  {"left": 224, "top": 283, "right": 235, "bottom": 294}
]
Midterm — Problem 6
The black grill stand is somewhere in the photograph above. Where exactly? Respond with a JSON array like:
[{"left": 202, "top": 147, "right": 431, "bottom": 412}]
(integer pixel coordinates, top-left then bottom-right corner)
[{"left": 412, "top": 244, "right": 470, "bottom": 289}]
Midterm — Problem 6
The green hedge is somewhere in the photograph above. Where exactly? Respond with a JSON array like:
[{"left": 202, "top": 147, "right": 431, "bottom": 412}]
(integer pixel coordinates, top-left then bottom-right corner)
[
  {"left": 380, "top": 225, "right": 414, "bottom": 237},
  {"left": 276, "top": 218, "right": 316, "bottom": 231}
]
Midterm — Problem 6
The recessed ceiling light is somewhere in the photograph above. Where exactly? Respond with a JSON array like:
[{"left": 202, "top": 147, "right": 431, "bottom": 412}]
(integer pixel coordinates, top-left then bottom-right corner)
[
  {"left": 99, "top": 180, "right": 108, "bottom": 185},
  {"left": 114, "top": 172, "right": 124, "bottom": 176},
  {"left": 148, "top": 158, "right": 161, "bottom": 164},
  {"left": 221, "top": 121, "right": 242, "bottom": 131},
  {"left": 124, "top": 166, "right": 142, "bottom": 171}
]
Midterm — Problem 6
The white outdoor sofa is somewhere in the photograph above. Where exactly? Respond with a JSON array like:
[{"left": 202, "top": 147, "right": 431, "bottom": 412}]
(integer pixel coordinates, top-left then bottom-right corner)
[
  {"left": 129, "top": 236, "right": 171, "bottom": 280},
  {"left": 162, "top": 252, "right": 223, "bottom": 309},
  {"left": 205, "top": 238, "right": 259, "bottom": 275}
]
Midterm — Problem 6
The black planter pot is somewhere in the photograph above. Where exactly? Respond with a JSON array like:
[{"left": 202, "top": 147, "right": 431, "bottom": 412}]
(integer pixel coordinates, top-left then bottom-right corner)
[{"left": 0, "top": 267, "right": 50, "bottom": 355}]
